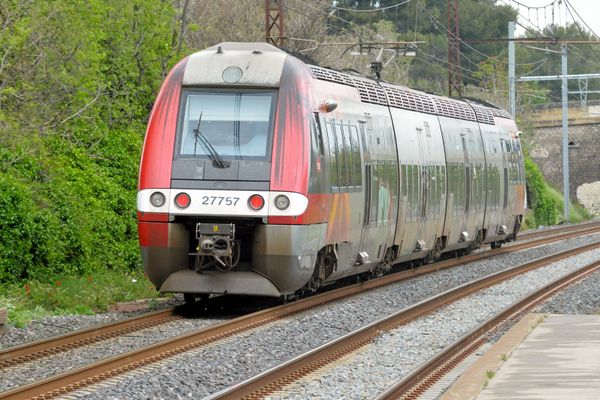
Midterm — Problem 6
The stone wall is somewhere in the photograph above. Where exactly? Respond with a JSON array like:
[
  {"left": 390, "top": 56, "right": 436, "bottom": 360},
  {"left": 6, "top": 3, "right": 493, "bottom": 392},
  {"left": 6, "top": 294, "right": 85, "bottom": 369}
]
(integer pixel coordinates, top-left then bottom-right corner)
[{"left": 524, "top": 102, "right": 600, "bottom": 215}]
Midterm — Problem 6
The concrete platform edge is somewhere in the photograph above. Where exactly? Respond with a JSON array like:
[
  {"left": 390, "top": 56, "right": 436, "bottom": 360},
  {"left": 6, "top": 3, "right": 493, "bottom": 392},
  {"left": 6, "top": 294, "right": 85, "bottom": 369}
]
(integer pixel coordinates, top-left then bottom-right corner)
[{"left": 440, "top": 312, "right": 544, "bottom": 400}]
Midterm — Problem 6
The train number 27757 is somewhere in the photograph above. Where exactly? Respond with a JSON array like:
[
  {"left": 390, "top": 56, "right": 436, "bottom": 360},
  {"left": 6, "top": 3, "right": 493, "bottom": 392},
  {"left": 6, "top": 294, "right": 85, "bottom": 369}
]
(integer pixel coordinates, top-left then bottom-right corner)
[{"left": 201, "top": 196, "right": 240, "bottom": 206}]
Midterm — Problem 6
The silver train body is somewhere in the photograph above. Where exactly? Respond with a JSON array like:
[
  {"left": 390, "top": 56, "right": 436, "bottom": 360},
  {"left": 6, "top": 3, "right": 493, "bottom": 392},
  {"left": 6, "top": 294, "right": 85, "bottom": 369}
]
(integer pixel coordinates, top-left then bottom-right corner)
[{"left": 137, "top": 42, "right": 526, "bottom": 298}]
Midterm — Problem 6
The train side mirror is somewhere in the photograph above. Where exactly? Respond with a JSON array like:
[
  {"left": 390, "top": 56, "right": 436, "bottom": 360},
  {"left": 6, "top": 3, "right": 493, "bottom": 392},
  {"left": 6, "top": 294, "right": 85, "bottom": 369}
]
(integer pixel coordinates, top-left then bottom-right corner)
[{"left": 320, "top": 99, "right": 338, "bottom": 113}]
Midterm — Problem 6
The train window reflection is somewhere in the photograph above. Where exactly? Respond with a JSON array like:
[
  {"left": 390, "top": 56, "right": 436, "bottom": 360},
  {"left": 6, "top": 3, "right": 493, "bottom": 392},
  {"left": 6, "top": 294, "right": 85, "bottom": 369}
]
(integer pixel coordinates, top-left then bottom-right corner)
[{"left": 178, "top": 91, "right": 276, "bottom": 160}]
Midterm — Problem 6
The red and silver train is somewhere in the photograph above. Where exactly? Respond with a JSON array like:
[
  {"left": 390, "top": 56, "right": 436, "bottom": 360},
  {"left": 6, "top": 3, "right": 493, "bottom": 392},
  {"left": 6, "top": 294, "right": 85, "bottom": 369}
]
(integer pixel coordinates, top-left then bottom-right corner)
[{"left": 137, "top": 42, "right": 526, "bottom": 300}]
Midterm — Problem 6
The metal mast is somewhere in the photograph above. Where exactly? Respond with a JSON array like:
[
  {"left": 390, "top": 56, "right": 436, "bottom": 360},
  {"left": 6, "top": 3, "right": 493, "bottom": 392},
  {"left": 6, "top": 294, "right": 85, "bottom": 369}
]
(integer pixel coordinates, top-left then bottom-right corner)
[
  {"left": 265, "top": 0, "right": 285, "bottom": 48},
  {"left": 447, "top": 0, "right": 462, "bottom": 97}
]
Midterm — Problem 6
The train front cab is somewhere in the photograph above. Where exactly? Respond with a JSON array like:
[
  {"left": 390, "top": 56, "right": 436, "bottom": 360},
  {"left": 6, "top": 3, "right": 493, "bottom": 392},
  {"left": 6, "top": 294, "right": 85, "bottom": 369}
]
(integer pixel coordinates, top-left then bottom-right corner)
[{"left": 137, "top": 43, "right": 326, "bottom": 298}]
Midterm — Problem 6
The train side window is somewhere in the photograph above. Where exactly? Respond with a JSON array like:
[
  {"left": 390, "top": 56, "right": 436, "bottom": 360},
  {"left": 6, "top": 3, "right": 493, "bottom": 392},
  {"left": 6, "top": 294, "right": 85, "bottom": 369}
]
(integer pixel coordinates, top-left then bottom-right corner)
[
  {"left": 342, "top": 124, "right": 355, "bottom": 192},
  {"left": 349, "top": 125, "right": 362, "bottom": 190},
  {"left": 407, "top": 165, "right": 413, "bottom": 220},
  {"left": 400, "top": 163, "right": 408, "bottom": 199},
  {"left": 431, "top": 165, "right": 438, "bottom": 215},
  {"left": 411, "top": 164, "right": 419, "bottom": 220},
  {"left": 389, "top": 161, "right": 398, "bottom": 215},
  {"left": 335, "top": 122, "right": 348, "bottom": 191},
  {"left": 326, "top": 120, "right": 339, "bottom": 190},
  {"left": 426, "top": 165, "right": 433, "bottom": 217},
  {"left": 312, "top": 113, "right": 325, "bottom": 156},
  {"left": 377, "top": 163, "right": 389, "bottom": 223},
  {"left": 369, "top": 163, "right": 379, "bottom": 225},
  {"left": 440, "top": 165, "right": 446, "bottom": 211}
]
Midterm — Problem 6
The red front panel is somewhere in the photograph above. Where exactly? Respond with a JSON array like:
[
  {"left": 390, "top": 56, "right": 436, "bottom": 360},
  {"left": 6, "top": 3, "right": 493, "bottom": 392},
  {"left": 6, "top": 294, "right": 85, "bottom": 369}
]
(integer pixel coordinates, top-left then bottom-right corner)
[
  {"left": 268, "top": 58, "right": 313, "bottom": 224},
  {"left": 138, "top": 221, "right": 169, "bottom": 247},
  {"left": 138, "top": 58, "right": 188, "bottom": 190}
]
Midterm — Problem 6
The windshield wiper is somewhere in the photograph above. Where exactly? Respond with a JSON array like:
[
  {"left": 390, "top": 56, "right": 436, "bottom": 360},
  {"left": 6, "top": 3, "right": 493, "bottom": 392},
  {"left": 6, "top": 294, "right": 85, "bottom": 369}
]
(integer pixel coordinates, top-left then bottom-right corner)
[{"left": 192, "top": 111, "right": 229, "bottom": 169}]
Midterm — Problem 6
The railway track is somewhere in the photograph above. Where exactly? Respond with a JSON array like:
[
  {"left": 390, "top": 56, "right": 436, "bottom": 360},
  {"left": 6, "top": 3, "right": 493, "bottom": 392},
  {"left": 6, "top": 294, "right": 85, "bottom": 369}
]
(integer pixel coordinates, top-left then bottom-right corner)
[
  {"left": 204, "top": 241, "right": 600, "bottom": 399},
  {"left": 375, "top": 258, "right": 600, "bottom": 400},
  {"left": 0, "top": 308, "right": 181, "bottom": 369},
  {"left": 1, "top": 222, "right": 599, "bottom": 399}
]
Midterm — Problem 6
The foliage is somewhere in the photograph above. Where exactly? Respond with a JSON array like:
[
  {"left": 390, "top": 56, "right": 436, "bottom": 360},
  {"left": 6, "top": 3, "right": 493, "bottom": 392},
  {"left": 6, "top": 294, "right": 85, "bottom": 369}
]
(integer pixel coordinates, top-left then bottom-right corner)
[
  {"left": 523, "top": 155, "right": 591, "bottom": 229},
  {"left": 326, "top": 0, "right": 519, "bottom": 93},
  {"left": 544, "top": 185, "right": 592, "bottom": 224},
  {"left": 0, "top": 270, "right": 162, "bottom": 327},
  {"left": 524, "top": 156, "right": 557, "bottom": 227},
  {"left": 0, "top": 0, "right": 187, "bottom": 283}
]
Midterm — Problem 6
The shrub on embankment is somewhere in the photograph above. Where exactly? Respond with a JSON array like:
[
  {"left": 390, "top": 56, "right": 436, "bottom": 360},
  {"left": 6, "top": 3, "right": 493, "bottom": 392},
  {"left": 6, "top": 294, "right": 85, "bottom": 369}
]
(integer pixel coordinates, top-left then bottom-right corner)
[
  {"left": 523, "top": 155, "right": 591, "bottom": 229},
  {"left": 0, "top": 0, "right": 184, "bottom": 284}
]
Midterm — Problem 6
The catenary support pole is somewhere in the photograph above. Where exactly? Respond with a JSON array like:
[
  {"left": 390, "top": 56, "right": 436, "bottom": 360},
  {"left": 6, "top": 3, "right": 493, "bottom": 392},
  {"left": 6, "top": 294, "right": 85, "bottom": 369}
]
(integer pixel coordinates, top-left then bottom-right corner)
[
  {"left": 508, "top": 22, "right": 516, "bottom": 117},
  {"left": 561, "top": 44, "right": 570, "bottom": 222}
]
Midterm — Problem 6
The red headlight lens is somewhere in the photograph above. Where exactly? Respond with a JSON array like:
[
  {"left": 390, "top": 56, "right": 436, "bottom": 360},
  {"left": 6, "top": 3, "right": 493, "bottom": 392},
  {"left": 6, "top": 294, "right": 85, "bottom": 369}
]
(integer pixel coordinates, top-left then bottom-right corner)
[
  {"left": 248, "top": 194, "right": 264, "bottom": 210},
  {"left": 175, "top": 193, "right": 191, "bottom": 209}
]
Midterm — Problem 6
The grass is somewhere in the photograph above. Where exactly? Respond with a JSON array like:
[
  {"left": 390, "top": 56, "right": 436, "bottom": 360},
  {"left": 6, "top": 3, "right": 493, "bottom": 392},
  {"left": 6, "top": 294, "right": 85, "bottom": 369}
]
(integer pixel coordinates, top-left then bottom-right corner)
[
  {"left": 0, "top": 269, "right": 164, "bottom": 328},
  {"left": 545, "top": 186, "right": 592, "bottom": 224},
  {"left": 523, "top": 185, "right": 593, "bottom": 230}
]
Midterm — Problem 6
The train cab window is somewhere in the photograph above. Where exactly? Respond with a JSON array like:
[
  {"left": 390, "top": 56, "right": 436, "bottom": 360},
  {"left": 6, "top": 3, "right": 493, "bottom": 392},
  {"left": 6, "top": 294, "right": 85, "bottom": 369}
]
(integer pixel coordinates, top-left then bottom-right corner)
[{"left": 177, "top": 90, "right": 276, "bottom": 160}]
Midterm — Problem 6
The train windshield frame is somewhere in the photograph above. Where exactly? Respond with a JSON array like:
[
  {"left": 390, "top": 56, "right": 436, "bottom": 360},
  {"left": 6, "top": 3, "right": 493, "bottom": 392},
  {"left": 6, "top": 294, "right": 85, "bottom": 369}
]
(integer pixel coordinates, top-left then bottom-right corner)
[{"left": 175, "top": 89, "right": 277, "bottom": 161}]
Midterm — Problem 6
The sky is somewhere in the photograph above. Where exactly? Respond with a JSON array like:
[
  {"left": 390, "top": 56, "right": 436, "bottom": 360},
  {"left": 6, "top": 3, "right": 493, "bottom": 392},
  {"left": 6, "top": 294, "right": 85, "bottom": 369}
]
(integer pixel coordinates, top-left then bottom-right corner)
[{"left": 503, "top": 0, "right": 600, "bottom": 38}]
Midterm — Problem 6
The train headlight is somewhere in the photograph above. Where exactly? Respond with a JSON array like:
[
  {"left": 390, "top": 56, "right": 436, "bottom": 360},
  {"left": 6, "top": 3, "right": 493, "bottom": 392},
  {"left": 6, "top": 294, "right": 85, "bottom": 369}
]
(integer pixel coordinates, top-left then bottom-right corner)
[
  {"left": 175, "top": 193, "right": 191, "bottom": 209},
  {"left": 274, "top": 195, "right": 290, "bottom": 210},
  {"left": 248, "top": 194, "right": 264, "bottom": 211},
  {"left": 150, "top": 192, "right": 166, "bottom": 207},
  {"left": 222, "top": 66, "right": 243, "bottom": 83}
]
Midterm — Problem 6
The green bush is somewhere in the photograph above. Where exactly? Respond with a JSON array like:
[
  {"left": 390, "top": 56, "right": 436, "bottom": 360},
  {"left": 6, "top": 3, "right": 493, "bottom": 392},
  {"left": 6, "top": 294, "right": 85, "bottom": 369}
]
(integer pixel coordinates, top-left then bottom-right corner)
[
  {"left": 0, "top": 0, "right": 182, "bottom": 285},
  {"left": 0, "top": 175, "right": 36, "bottom": 281},
  {"left": 524, "top": 156, "right": 557, "bottom": 228}
]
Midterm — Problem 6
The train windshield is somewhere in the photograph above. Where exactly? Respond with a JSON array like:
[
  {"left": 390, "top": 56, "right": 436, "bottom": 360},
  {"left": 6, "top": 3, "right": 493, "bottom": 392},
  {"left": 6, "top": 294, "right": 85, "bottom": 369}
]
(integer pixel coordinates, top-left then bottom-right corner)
[{"left": 178, "top": 90, "right": 276, "bottom": 160}]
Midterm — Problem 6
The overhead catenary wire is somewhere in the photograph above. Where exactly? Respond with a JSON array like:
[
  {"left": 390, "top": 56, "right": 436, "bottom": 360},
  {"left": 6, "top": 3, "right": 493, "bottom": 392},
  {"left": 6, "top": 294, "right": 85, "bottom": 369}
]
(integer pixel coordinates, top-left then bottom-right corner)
[
  {"left": 329, "top": 0, "right": 413, "bottom": 13},
  {"left": 282, "top": 0, "right": 596, "bottom": 101},
  {"left": 564, "top": 0, "right": 600, "bottom": 39}
]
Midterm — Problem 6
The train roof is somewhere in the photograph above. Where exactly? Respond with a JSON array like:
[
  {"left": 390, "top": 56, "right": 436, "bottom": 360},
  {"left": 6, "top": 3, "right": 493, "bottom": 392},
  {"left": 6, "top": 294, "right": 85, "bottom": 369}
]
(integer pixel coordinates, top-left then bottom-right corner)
[
  {"left": 308, "top": 64, "right": 513, "bottom": 125},
  {"left": 183, "top": 42, "right": 513, "bottom": 125},
  {"left": 183, "top": 42, "right": 288, "bottom": 87}
]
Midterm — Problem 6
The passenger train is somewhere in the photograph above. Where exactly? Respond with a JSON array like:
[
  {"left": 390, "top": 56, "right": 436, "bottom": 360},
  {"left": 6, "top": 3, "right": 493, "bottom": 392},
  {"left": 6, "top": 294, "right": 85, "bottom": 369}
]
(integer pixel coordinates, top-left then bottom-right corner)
[{"left": 137, "top": 42, "right": 526, "bottom": 301}]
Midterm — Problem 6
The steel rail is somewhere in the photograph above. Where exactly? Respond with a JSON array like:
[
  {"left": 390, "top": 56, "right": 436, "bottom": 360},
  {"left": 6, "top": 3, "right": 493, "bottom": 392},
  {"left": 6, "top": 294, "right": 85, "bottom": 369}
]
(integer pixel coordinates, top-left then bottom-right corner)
[
  {"left": 1, "top": 224, "right": 599, "bottom": 399},
  {"left": 517, "top": 219, "right": 600, "bottom": 241},
  {"left": 0, "top": 308, "right": 180, "bottom": 369},
  {"left": 375, "top": 259, "right": 600, "bottom": 399},
  {"left": 0, "top": 222, "right": 600, "bottom": 370},
  {"left": 204, "top": 241, "right": 600, "bottom": 400},
  {"left": 2, "top": 220, "right": 595, "bottom": 372}
]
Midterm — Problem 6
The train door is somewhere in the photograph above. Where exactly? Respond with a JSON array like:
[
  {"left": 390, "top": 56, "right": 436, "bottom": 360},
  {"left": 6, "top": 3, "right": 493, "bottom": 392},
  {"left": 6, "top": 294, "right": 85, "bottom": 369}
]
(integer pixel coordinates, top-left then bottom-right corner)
[
  {"left": 415, "top": 127, "right": 427, "bottom": 245},
  {"left": 358, "top": 122, "right": 371, "bottom": 263},
  {"left": 461, "top": 135, "right": 471, "bottom": 237},
  {"left": 500, "top": 138, "right": 508, "bottom": 225}
]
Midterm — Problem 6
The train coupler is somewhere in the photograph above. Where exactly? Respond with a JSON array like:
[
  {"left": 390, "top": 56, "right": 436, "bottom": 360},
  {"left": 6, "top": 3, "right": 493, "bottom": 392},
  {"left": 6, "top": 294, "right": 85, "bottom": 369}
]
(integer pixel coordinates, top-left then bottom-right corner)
[{"left": 190, "top": 223, "right": 240, "bottom": 272}]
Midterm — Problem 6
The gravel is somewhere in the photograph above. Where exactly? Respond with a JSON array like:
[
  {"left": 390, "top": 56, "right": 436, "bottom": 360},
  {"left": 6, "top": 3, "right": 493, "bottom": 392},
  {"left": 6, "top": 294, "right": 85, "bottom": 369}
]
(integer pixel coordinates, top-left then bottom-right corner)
[
  {"left": 0, "top": 297, "right": 183, "bottom": 350},
  {"left": 535, "top": 268, "right": 600, "bottom": 314},
  {"left": 0, "top": 314, "right": 230, "bottom": 392},
  {"left": 272, "top": 247, "right": 600, "bottom": 400},
  {"left": 61, "top": 233, "right": 600, "bottom": 399}
]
